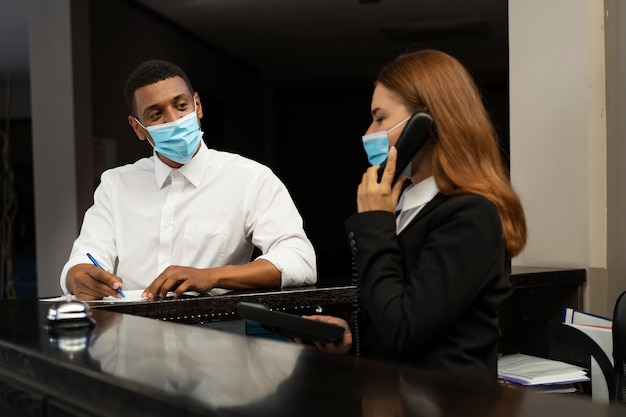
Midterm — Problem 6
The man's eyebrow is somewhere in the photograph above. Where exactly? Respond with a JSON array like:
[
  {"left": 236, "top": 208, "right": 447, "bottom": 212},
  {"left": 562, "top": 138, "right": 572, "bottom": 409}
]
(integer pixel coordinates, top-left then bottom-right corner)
[
  {"left": 141, "top": 94, "right": 192, "bottom": 117},
  {"left": 142, "top": 103, "right": 161, "bottom": 115},
  {"left": 171, "top": 93, "right": 192, "bottom": 102}
]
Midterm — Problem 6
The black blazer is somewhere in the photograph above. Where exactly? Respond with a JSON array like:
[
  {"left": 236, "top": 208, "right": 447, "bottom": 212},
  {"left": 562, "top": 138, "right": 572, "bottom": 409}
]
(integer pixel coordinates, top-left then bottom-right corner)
[{"left": 345, "top": 192, "right": 510, "bottom": 380}]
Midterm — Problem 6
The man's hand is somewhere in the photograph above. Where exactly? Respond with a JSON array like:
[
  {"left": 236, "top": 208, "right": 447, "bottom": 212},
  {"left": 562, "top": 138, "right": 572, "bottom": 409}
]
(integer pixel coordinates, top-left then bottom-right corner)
[
  {"left": 142, "top": 259, "right": 282, "bottom": 300},
  {"left": 66, "top": 264, "right": 125, "bottom": 300},
  {"left": 142, "top": 265, "right": 215, "bottom": 300}
]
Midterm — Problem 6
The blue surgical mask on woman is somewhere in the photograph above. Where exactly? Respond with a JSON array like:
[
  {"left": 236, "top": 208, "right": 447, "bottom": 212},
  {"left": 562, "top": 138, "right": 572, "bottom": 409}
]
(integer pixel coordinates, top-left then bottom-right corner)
[
  {"left": 135, "top": 106, "right": 203, "bottom": 164},
  {"left": 361, "top": 116, "right": 410, "bottom": 165}
]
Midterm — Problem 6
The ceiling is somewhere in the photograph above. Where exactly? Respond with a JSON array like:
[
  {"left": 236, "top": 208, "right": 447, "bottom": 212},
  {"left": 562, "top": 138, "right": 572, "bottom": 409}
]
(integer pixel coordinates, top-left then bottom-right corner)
[{"left": 0, "top": 0, "right": 508, "bottom": 85}]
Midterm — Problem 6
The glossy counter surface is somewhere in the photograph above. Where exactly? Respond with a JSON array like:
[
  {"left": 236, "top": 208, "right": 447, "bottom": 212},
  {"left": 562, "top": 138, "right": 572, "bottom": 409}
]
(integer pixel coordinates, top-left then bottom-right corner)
[{"left": 1, "top": 299, "right": 625, "bottom": 417}]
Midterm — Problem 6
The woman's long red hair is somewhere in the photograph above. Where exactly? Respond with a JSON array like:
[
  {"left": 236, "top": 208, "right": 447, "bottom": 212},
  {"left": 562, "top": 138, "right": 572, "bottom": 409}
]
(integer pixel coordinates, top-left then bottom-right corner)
[{"left": 377, "top": 50, "right": 526, "bottom": 257}]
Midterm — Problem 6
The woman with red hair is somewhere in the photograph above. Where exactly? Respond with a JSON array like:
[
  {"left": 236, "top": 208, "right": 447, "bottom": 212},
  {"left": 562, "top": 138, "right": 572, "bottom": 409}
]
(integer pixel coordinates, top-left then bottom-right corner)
[{"left": 305, "top": 49, "right": 526, "bottom": 381}]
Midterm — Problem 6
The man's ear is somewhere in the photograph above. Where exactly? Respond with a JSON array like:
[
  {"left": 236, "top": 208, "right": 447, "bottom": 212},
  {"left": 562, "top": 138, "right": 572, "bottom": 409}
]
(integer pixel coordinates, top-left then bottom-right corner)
[
  {"left": 128, "top": 115, "right": 147, "bottom": 141},
  {"left": 194, "top": 92, "right": 203, "bottom": 121}
]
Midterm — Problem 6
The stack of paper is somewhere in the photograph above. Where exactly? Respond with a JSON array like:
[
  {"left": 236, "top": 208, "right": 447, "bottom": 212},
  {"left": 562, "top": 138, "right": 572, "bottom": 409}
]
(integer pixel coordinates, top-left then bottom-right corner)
[{"left": 498, "top": 353, "right": 589, "bottom": 386}]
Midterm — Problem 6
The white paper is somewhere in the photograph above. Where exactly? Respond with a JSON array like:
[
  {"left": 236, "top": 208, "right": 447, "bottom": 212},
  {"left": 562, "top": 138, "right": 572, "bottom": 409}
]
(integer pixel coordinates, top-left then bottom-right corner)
[
  {"left": 40, "top": 289, "right": 200, "bottom": 303},
  {"left": 590, "top": 357, "right": 609, "bottom": 403},
  {"left": 498, "top": 353, "right": 589, "bottom": 385}
]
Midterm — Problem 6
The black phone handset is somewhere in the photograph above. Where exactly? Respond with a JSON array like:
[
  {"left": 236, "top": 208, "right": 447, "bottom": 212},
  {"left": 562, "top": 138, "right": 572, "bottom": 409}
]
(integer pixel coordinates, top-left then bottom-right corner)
[{"left": 377, "top": 112, "right": 433, "bottom": 183}]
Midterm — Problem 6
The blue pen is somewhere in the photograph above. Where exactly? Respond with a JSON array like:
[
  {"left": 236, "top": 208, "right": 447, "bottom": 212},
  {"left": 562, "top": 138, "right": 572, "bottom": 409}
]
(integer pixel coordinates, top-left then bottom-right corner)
[{"left": 86, "top": 252, "right": 125, "bottom": 297}]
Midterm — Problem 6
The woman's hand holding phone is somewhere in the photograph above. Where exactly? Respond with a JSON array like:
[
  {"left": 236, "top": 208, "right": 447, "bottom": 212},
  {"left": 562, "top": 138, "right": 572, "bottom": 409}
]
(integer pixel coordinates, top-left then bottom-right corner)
[
  {"left": 292, "top": 315, "right": 353, "bottom": 355},
  {"left": 357, "top": 146, "right": 406, "bottom": 214}
]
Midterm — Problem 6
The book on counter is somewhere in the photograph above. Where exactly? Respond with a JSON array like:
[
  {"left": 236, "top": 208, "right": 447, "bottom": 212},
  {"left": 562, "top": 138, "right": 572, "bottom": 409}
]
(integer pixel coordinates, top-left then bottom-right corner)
[
  {"left": 558, "top": 306, "right": 613, "bottom": 403},
  {"left": 559, "top": 307, "right": 613, "bottom": 373},
  {"left": 561, "top": 307, "right": 613, "bottom": 328}
]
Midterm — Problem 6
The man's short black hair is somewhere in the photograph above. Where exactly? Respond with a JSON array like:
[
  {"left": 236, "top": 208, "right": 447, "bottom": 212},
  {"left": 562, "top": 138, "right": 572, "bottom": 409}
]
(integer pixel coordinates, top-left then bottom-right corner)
[{"left": 124, "top": 59, "right": 194, "bottom": 117}]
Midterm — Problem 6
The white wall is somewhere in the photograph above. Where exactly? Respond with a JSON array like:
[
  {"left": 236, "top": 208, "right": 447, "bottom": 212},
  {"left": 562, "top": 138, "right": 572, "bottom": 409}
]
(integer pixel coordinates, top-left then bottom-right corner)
[
  {"left": 605, "top": 0, "right": 626, "bottom": 312},
  {"left": 509, "top": 0, "right": 626, "bottom": 315},
  {"left": 29, "top": 0, "right": 93, "bottom": 297}
]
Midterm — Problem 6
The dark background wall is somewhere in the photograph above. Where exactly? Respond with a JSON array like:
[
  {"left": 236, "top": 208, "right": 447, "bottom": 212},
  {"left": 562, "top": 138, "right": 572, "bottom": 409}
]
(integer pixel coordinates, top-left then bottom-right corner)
[
  {"left": 8, "top": 0, "right": 509, "bottom": 296},
  {"left": 88, "top": 0, "right": 379, "bottom": 283},
  {"left": 89, "top": 0, "right": 265, "bottom": 166}
]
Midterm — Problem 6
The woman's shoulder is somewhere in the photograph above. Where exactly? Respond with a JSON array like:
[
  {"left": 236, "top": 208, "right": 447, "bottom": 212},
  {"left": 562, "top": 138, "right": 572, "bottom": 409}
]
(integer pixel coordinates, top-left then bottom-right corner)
[
  {"left": 432, "top": 192, "right": 500, "bottom": 221},
  {"left": 436, "top": 192, "right": 495, "bottom": 208}
]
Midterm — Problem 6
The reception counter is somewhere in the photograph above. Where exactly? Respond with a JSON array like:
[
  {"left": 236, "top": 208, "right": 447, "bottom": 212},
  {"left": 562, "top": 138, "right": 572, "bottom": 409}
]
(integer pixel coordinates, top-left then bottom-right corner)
[
  {"left": 93, "top": 265, "right": 586, "bottom": 357},
  {"left": 0, "top": 298, "right": 622, "bottom": 417},
  {"left": 0, "top": 267, "right": 606, "bottom": 417},
  {"left": 91, "top": 281, "right": 357, "bottom": 324}
]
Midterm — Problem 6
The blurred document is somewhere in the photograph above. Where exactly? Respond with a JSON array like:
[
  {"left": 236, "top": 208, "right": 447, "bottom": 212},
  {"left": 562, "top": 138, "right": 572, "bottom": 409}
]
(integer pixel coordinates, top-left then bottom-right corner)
[{"left": 40, "top": 290, "right": 199, "bottom": 303}]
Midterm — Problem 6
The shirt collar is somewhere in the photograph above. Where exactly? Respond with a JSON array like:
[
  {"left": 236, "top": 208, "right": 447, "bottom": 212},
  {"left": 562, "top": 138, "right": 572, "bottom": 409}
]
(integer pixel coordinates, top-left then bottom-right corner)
[
  {"left": 396, "top": 176, "right": 439, "bottom": 212},
  {"left": 153, "top": 141, "right": 209, "bottom": 188}
]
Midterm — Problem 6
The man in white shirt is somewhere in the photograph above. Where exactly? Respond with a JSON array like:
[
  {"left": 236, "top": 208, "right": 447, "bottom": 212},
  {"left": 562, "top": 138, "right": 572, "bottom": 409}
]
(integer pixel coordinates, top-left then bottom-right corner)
[{"left": 60, "top": 60, "right": 317, "bottom": 300}]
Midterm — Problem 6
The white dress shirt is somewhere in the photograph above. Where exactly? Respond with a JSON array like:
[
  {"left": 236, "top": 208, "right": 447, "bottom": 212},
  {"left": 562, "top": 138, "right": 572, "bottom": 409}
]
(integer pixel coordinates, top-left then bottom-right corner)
[
  {"left": 395, "top": 176, "right": 440, "bottom": 234},
  {"left": 60, "top": 142, "right": 317, "bottom": 294}
]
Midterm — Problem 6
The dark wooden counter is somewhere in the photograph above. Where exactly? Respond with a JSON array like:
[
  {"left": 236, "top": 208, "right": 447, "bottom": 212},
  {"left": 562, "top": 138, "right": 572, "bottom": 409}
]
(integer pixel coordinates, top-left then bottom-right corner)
[
  {"left": 89, "top": 283, "right": 357, "bottom": 324},
  {"left": 88, "top": 266, "right": 585, "bottom": 321},
  {"left": 82, "top": 266, "right": 584, "bottom": 359},
  {"left": 499, "top": 266, "right": 586, "bottom": 357},
  {"left": 1, "top": 297, "right": 624, "bottom": 417},
  {"left": 88, "top": 266, "right": 585, "bottom": 358},
  {"left": 509, "top": 266, "right": 586, "bottom": 288}
]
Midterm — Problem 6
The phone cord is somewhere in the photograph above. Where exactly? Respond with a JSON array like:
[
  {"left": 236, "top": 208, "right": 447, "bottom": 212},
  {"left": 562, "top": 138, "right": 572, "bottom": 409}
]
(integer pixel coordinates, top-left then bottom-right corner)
[{"left": 350, "top": 252, "right": 361, "bottom": 357}]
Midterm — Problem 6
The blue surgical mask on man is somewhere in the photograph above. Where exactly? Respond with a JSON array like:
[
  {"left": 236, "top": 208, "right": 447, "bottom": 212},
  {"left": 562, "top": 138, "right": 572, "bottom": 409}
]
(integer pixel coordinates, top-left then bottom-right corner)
[
  {"left": 361, "top": 116, "right": 411, "bottom": 166},
  {"left": 135, "top": 106, "right": 203, "bottom": 164}
]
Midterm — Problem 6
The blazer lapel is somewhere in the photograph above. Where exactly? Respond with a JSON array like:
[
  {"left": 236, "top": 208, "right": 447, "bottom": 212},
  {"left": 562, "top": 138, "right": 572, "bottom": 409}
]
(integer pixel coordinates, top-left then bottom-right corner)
[{"left": 399, "top": 192, "right": 447, "bottom": 233}]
